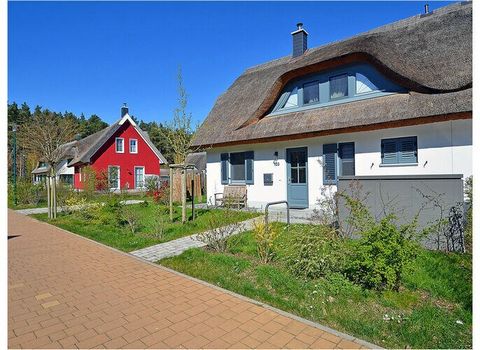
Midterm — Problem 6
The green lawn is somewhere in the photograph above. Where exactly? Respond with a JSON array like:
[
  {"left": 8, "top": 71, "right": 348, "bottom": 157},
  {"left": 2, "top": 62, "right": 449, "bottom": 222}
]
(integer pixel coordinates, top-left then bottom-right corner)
[
  {"left": 33, "top": 203, "right": 258, "bottom": 252},
  {"left": 160, "top": 226, "right": 472, "bottom": 349},
  {"left": 8, "top": 191, "right": 149, "bottom": 210}
]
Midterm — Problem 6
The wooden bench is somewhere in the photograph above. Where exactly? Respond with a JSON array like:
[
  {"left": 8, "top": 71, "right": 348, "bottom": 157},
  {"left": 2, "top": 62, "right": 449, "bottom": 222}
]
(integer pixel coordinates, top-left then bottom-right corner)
[{"left": 214, "top": 185, "right": 247, "bottom": 209}]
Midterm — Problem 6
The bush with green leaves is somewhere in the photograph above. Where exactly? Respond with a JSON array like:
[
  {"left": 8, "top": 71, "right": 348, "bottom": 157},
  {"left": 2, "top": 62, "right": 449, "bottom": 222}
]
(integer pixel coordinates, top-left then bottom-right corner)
[
  {"left": 56, "top": 183, "right": 75, "bottom": 213},
  {"left": 346, "top": 216, "right": 418, "bottom": 291},
  {"left": 15, "top": 179, "right": 46, "bottom": 206},
  {"left": 252, "top": 220, "right": 279, "bottom": 263},
  {"left": 285, "top": 224, "right": 345, "bottom": 279}
]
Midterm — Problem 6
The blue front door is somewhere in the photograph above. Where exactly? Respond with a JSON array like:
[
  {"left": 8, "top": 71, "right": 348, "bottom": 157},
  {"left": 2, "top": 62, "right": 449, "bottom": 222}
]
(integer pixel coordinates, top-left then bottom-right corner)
[{"left": 286, "top": 147, "right": 308, "bottom": 208}]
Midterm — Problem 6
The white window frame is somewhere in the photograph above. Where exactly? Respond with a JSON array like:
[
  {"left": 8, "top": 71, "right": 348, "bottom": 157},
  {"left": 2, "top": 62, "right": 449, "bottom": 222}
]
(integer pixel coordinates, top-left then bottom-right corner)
[
  {"left": 134, "top": 166, "right": 145, "bottom": 189},
  {"left": 108, "top": 165, "right": 121, "bottom": 190},
  {"left": 115, "top": 137, "right": 124, "bottom": 153},
  {"left": 129, "top": 139, "right": 138, "bottom": 154}
]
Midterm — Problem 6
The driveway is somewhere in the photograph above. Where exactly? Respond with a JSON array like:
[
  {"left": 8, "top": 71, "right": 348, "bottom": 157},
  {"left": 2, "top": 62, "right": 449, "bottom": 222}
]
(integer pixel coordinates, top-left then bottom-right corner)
[{"left": 8, "top": 210, "right": 373, "bottom": 349}]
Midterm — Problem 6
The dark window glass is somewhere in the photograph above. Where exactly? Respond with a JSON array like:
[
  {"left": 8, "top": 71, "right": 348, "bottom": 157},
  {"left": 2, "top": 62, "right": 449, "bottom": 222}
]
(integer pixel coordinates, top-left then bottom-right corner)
[
  {"left": 291, "top": 168, "right": 298, "bottom": 183},
  {"left": 303, "top": 81, "right": 319, "bottom": 105},
  {"left": 323, "top": 144, "right": 337, "bottom": 184},
  {"left": 230, "top": 152, "right": 246, "bottom": 181},
  {"left": 330, "top": 74, "right": 348, "bottom": 100},
  {"left": 221, "top": 153, "right": 229, "bottom": 184},
  {"left": 339, "top": 142, "right": 355, "bottom": 176},
  {"left": 298, "top": 168, "right": 306, "bottom": 183}
]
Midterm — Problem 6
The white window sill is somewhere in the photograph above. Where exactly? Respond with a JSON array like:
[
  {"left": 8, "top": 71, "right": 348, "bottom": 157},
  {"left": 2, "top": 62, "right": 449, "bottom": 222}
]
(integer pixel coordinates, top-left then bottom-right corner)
[{"left": 379, "top": 163, "right": 418, "bottom": 167}]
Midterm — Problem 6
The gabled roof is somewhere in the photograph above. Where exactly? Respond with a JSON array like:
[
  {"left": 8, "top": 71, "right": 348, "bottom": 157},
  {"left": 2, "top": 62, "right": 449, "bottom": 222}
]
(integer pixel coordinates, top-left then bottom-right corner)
[
  {"left": 67, "top": 114, "right": 168, "bottom": 166},
  {"left": 185, "top": 152, "right": 207, "bottom": 172},
  {"left": 192, "top": 2, "right": 472, "bottom": 148}
]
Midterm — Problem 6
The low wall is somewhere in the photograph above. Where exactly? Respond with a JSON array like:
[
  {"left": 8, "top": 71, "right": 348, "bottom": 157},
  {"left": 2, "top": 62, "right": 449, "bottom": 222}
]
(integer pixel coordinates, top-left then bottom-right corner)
[{"left": 337, "top": 175, "right": 465, "bottom": 251}]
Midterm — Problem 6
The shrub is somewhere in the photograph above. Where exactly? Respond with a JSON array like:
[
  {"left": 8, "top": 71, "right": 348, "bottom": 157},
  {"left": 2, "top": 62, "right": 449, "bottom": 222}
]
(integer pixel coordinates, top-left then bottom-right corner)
[
  {"left": 61, "top": 192, "right": 87, "bottom": 215},
  {"left": 464, "top": 176, "right": 472, "bottom": 253},
  {"left": 150, "top": 182, "right": 169, "bottom": 205},
  {"left": 310, "top": 186, "right": 339, "bottom": 227},
  {"left": 80, "top": 202, "right": 105, "bottom": 222},
  {"left": 253, "top": 220, "right": 279, "bottom": 263},
  {"left": 82, "top": 166, "right": 97, "bottom": 199},
  {"left": 119, "top": 205, "right": 141, "bottom": 234},
  {"left": 285, "top": 224, "right": 345, "bottom": 279},
  {"left": 15, "top": 179, "right": 46, "bottom": 206},
  {"left": 57, "top": 183, "right": 75, "bottom": 213},
  {"left": 150, "top": 204, "right": 167, "bottom": 239},
  {"left": 195, "top": 208, "right": 245, "bottom": 252},
  {"left": 346, "top": 216, "right": 418, "bottom": 291}
]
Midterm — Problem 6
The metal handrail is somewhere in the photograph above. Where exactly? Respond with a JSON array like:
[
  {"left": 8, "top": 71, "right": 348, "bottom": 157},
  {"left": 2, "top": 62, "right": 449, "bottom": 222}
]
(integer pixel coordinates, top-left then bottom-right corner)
[{"left": 265, "top": 200, "right": 290, "bottom": 226}]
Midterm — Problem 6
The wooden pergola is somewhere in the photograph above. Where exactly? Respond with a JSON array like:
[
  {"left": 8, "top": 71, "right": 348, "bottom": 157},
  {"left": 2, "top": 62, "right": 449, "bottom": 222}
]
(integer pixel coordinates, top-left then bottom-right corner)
[{"left": 169, "top": 163, "right": 197, "bottom": 223}]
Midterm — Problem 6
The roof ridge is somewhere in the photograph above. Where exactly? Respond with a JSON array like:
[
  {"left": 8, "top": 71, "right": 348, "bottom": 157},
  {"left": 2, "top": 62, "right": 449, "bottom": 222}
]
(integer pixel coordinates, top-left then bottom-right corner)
[{"left": 244, "top": 1, "right": 469, "bottom": 74}]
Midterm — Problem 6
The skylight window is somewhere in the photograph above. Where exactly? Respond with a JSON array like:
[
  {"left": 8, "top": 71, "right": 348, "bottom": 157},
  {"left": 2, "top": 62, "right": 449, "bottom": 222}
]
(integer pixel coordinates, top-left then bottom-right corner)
[
  {"left": 356, "top": 73, "right": 378, "bottom": 94},
  {"left": 282, "top": 87, "right": 298, "bottom": 109}
]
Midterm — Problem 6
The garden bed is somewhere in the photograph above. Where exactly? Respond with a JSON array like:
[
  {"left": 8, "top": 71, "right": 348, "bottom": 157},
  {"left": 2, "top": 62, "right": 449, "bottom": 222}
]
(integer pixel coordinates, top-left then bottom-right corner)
[
  {"left": 33, "top": 202, "right": 259, "bottom": 252},
  {"left": 160, "top": 224, "right": 472, "bottom": 349}
]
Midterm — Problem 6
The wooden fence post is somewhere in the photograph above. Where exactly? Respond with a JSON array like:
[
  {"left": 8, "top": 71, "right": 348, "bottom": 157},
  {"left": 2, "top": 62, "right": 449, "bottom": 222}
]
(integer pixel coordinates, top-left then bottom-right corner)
[
  {"left": 182, "top": 169, "right": 187, "bottom": 223},
  {"left": 169, "top": 167, "right": 173, "bottom": 222}
]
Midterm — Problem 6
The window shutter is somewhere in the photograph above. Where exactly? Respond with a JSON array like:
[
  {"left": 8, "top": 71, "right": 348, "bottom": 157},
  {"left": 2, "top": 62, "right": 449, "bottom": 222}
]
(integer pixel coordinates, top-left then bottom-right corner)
[
  {"left": 399, "top": 137, "right": 417, "bottom": 163},
  {"left": 323, "top": 144, "right": 337, "bottom": 185},
  {"left": 339, "top": 142, "right": 355, "bottom": 176},
  {"left": 221, "top": 153, "right": 229, "bottom": 185},
  {"left": 245, "top": 151, "right": 254, "bottom": 184},
  {"left": 381, "top": 139, "right": 398, "bottom": 164}
]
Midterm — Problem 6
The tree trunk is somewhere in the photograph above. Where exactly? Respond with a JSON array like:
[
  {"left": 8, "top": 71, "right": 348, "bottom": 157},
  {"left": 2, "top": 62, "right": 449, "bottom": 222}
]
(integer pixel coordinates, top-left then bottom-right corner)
[
  {"left": 182, "top": 169, "right": 186, "bottom": 223},
  {"left": 46, "top": 175, "right": 51, "bottom": 219},
  {"left": 52, "top": 173, "right": 57, "bottom": 219},
  {"left": 169, "top": 167, "right": 173, "bottom": 222}
]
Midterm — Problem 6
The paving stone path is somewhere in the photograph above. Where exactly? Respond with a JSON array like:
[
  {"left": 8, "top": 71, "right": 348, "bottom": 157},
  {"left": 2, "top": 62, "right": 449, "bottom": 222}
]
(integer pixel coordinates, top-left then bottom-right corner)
[
  {"left": 15, "top": 199, "right": 145, "bottom": 215},
  {"left": 130, "top": 217, "right": 262, "bottom": 262},
  {"left": 8, "top": 210, "right": 378, "bottom": 349}
]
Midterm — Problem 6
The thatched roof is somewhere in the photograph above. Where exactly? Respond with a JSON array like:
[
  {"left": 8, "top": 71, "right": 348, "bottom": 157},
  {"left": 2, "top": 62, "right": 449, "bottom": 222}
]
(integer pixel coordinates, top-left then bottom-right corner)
[
  {"left": 185, "top": 152, "right": 207, "bottom": 172},
  {"left": 192, "top": 2, "right": 472, "bottom": 148}
]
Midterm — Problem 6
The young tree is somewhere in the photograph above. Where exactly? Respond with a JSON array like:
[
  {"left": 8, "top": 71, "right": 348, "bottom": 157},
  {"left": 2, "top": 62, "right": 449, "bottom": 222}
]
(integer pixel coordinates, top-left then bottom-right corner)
[
  {"left": 161, "top": 66, "right": 199, "bottom": 164},
  {"left": 19, "top": 111, "right": 79, "bottom": 218}
]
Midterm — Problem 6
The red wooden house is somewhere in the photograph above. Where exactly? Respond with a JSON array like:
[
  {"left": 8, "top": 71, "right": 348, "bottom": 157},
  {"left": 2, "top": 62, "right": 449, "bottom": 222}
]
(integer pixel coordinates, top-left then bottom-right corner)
[{"left": 66, "top": 104, "right": 167, "bottom": 190}]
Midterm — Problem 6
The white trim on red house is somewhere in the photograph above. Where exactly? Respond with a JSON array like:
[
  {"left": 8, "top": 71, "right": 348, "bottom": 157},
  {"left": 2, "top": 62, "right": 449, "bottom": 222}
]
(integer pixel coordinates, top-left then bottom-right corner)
[
  {"left": 115, "top": 137, "right": 124, "bottom": 153},
  {"left": 119, "top": 113, "right": 137, "bottom": 127},
  {"left": 131, "top": 126, "right": 166, "bottom": 165},
  {"left": 130, "top": 138, "right": 138, "bottom": 154},
  {"left": 108, "top": 165, "right": 121, "bottom": 190},
  {"left": 134, "top": 166, "right": 145, "bottom": 189}
]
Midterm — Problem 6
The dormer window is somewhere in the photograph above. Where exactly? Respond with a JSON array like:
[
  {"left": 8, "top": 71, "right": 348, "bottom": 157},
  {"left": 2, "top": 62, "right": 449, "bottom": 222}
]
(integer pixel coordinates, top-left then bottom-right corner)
[
  {"left": 303, "top": 81, "right": 319, "bottom": 105},
  {"left": 282, "top": 87, "right": 298, "bottom": 109},
  {"left": 329, "top": 74, "right": 348, "bottom": 100},
  {"left": 269, "top": 63, "right": 403, "bottom": 116},
  {"left": 355, "top": 73, "right": 378, "bottom": 94}
]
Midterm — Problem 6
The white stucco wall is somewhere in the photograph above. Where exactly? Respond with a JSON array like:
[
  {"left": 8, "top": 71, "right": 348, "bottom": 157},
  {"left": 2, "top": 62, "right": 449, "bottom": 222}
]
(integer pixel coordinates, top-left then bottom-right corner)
[{"left": 206, "top": 119, "right": 472, "bottom": 209}]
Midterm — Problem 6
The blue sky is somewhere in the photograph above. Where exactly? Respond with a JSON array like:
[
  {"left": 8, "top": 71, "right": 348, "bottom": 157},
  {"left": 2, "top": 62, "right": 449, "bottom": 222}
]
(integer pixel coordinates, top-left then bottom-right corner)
[{"left": 9, "top": 1, "right": 452, "bottom": 125}]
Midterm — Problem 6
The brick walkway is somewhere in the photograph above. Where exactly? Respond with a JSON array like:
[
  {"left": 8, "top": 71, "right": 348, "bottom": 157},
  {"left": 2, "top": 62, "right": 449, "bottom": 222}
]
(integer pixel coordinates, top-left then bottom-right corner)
[
  {"left": 8, "top": 210, "right": 375, "bottom": 349},
  {"left": 130, "top": 217, "right": 261, "bottom": 262}
]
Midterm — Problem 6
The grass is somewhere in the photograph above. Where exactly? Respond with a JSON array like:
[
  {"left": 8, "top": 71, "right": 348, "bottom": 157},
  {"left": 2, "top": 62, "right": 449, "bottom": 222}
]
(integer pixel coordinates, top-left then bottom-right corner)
[
  {"left": 8, "top": 191, "right": 148, "bottom": 210},
  {"left": 33, "top": 202, "right": 259, "bottom": 252},
  {"left": 160, "top": 226, "right": 472, "bottom": 349}
]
